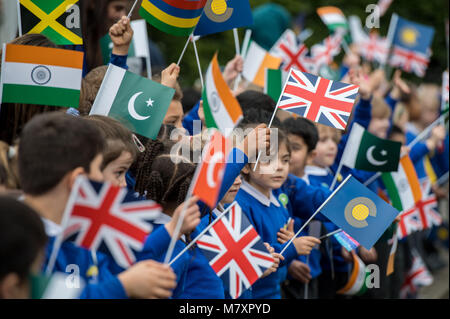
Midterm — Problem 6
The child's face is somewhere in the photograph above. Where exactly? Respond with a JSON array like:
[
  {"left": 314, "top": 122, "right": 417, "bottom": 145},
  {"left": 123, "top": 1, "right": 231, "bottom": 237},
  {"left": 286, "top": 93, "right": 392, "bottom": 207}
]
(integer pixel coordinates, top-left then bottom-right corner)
[
  {"left": 102, "top": 151, "right": 134, "bottom": 187},
  {"left": 368, "top": 117, "right": 390, "bottom": 139},
  {"left": 312, "top": 127, "right": 339, "bottom": 168},
  {"left": 221, "top": 176, "right": 242, "bottom": 204},
  {"left": 245, "top": 142, "right": 290, "bottom": 194},
  {"left": 163, "top": 100, "right": 184, "bottom": 130},
  {"left": 288, "top": 134, "right": 309, "bottom": 177}
]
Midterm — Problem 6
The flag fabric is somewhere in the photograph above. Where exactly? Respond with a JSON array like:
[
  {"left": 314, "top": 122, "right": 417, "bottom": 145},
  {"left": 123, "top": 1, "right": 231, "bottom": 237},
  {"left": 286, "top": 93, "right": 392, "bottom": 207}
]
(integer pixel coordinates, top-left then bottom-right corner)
[
  {"left": 360, "top": 32, "right": 390, "bottom": 64},
  {"left": 442, "top": 70, "right": 449, "bottom": 115},
  {"left": 62, "top": 177, "right": 162, "bottom": 269},
  {"left": 348, "top": 15, "right": 368, "bottom": 45},
  {"left": 139, "top": 0, "right": 206, "bottom": 36},
  {"left": 319, "top": 175, "right": 400, "bottom": 249},
  {"left": 19, "top": 0, "right": 83, "bottom": 45},
  {"left": 192, "top": 130, "right": 230, "bottom": 209},
  {"left": 277, "top": 68, "right": 359, "bottom": 131},
  {"left": 193, "top": 0, "right": 253, "bottom": 36},
  {"left": 337, "top": 252, "right": 369, "bottom": 296},
  {"left": 203, "top": 54, "right": 243, "bottom": 136},
  {"left": 242, "top": 41, "right": 282, "bottom": 87},
  {"left": 0, "top": 44, "right": 83, "bottom": 108},
  {"left": 101, "top": 19, "right": 151, "bottom": 65},
  {"left": 334, "top": 231, "right": 360, "bottom": 252},
  {"left": 400, "top": 249, "right": 433, "bottom": 298},
  {"left": 397, "top": 181, "right": 442, "bottom": 239},
  {"left": 377, "top": 0, "right": 394, "bottom": 17},
  {"left": 311, "top": 32, "right": 343, "bottom": 67},
  {"left": 341, "top": 123, "right": 402, "bottom": 172},
  {"left": 264, "top": 68, "right": 288, "bottom": 103},
  {"left": 89, "top": 64, "right": 175, "bottom": 140},
  {"left": 381, "top": 155, "right": 423, "bottom": 212},
  {"left": 270, "top": 29, "right": 298, "bottom": 56},
  {"left": 386, "top": 224, "right": 398, "bottom": 276},
  {"left": 196, "top": 202, "right": 275, "bottom": 299},
  {"left": 316, "top": 6, "right": 349, "bottom": 34},
  {"left": 389, "top": 16, "right": 435, "bottom": 77}
]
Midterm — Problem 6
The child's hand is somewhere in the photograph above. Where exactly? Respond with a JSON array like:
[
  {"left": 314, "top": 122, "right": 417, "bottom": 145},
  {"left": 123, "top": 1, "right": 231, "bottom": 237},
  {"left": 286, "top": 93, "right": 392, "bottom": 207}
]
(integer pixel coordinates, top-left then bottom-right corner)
[
  {"left": 223, "top": 55, "right": 244, "bottom": 87},
  {"left": 238, "top": 124, "right": 270, "bottom": 161},
  {"left": 161, "top": 63, "right": 181, "bottom": 89},
  {"left": 391, "top": 70, "right": 410, "bottom": 100},
  {"left": 166, "top": 196, "right": 201, "bottom": 237},
  {"left": 358, "top": 246, "right": 378, "bottom": 263},
  {"left": 288, "top": 260, "right": 312, "bottom": 284},
  {"left": 293, "top": 236, "right": 321, "bottom": 255},
  {"left": 118, "top": 260, "right": 177, "bottom": 299},
  {"left": 349, "top": 67, "right": 371, "bottom": 100},
  {"left": 277, "top": 219, "right": 294, "bottom": 244},
  {"left": 261, "top": 243, "right": 284, "bottom": 278},
  {"left": 110, "top": 16, "right": 134, "bottom": 56},
  {"left": 426, "top": 125, "right": 446, "bottom": 151},
  {"left": 341, "top": 246, "right": 353, "bottom": 263}
]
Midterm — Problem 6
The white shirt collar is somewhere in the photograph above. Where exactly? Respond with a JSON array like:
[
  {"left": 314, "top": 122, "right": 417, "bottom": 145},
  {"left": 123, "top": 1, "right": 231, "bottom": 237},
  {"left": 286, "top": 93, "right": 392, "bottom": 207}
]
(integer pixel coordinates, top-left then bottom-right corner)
[
  {"left": 41, "top": 218, "right": 63, "bottom": 237},
  {"left": 304, "top": 165, "right": 329, "bottom": 177},
  {"left": 240, "top": 180, "right": 280, "bottom": 207}
]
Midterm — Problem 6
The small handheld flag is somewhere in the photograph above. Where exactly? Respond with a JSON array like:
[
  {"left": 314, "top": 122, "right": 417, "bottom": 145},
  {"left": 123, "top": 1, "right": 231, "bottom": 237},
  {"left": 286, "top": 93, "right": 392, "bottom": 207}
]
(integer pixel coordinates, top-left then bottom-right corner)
[
  {"left": 139, "top": 0, "right": 206, "bottom": 36},
  {"left": 194, "top": 0, "right": 253, "bottom": 37},
  {"left": 89, "top": 64, "right": 175, "bottom": 140},
  {"left": 311, "top": 32, "right": 343, "bottom": 67},
  {"left": 19, "top": 0, "right": 83, "bottom": 45},
  {"left": 0, "top": 44, "right": 83, "bottom": 108},
  {"left": 242, "top": 41, "right": 282, "bottom": 87},
  {"left": 399, "top": 249, "right": 433, "bottom": 298},
  {"left": 316, "top": 6, "right": 349, "bottom": 34},
  {"left": 337, "top": 252, "right": 369, "bottom": 296},
  {"left": 342, "top": 123, "right": 402, "bottom": 172},
  {"left": 319, "top": 175, "right": 400, "bottom": 249},
  {"left": 62, "top": 177, "right": 162, "bottom": 269},
  {"left": 333, "top": 231, "right": 360, "bottom": 252},
  {"left": 277, "top": 68, "right": 359, "bottom": 131},
  {"left": 196, "top": 202, "right": 275, "bottom": 299}
]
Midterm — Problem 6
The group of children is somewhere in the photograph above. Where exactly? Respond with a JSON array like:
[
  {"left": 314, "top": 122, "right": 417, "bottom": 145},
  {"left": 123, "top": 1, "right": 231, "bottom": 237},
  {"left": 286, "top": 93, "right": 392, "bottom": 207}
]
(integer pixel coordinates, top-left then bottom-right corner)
[{"left": 0, "top": 3, "right": 449, "bottom": 300}]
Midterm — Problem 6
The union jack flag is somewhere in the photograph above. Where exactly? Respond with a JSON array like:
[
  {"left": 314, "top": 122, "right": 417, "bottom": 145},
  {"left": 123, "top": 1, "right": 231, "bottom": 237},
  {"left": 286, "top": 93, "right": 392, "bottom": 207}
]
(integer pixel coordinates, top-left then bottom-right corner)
[
  {"left": 311, "top": 32, "right": 342, "bottom": 67},
  {"left": 278, "top": 69, "right": 359, "bottom": 130},
  {"left": 400, "top": 249, "right": 433, "bottom": 299},
  {"left": 397, "top": 181, "right": 442, "bottom": 239},
  {"left": 63, "top": 177, "right": 162, "bottom": 269},
  {"left": 196, "top": 202, "right": 275, "bottom": 299},
  {"left": 359, "top": 33, "right": 389, "bottom": 64},
  {"left": 389, "top": 46, "right": 430, "bottom": 77}
]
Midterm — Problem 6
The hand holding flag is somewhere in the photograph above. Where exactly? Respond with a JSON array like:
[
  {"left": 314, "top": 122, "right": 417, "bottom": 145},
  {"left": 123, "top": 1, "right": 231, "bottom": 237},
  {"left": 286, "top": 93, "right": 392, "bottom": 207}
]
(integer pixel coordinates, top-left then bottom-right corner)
[{"left": 110, "top": 16, "right": 134, "bottom": 56}]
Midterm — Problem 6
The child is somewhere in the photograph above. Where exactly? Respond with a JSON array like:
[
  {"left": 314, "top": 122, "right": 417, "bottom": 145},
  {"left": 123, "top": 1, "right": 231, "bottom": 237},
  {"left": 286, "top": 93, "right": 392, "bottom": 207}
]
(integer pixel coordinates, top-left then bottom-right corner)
[
  {"left": 236, "top": 127, "right": 321, "bottom": 299},
  {"left": 0, "top": 196, "right": 47, "bottom": 299},
  {"left": 18, "top": 112, "right": 177, "bottom": 299}
]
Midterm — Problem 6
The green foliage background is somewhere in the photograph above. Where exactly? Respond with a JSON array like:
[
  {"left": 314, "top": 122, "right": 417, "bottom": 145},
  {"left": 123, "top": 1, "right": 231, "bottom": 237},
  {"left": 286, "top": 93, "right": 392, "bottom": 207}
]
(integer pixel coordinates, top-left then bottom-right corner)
[{"left": 147, "top": 0, "right": 449, "bottom": 87}]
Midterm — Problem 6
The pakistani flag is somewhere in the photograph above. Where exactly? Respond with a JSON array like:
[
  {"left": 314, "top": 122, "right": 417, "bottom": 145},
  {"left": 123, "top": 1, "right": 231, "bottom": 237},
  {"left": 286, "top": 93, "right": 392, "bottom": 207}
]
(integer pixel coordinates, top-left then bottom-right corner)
[
  {"left": 341, "top": 123, "right": 401, "bottom": 172},
  {"left": 90, "top": 64, "right": 175, "bottom": 140}
]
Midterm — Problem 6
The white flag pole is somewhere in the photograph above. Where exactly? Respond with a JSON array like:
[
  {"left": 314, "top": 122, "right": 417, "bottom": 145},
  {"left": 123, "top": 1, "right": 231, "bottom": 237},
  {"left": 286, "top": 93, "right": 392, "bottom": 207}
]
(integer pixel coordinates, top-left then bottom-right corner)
[
  {"left": 127, "top": 0, "right": 139, "bottom": 19},
  {"left": 330, "top": 162, "right": 343, "bottom": 191},
  {"left": 319, "top": 228, "right": 343, "bottom": 240},
  {"left": 192, "top": 35, "right": 204, "bottom": 90},
  {"left": 168, "top": 202, "right": 237, "bottom": 266},
  {"left": 16, "top": 0, "right": 22, "bottom": 37},
  {"left": 279, "top": 175, "right": 352, "bottom": 256},
  {"left": 234, "top": 29, "right": 252, "bottom": 91},
  {"left": 381, "top": 13, "right": 398, "bottom": 71},
  {"left": 233, "top": 28, "right": 240, "bottom": 56},
  {"left": 177, "top": 36, "right": 191, "bottom": 66}
]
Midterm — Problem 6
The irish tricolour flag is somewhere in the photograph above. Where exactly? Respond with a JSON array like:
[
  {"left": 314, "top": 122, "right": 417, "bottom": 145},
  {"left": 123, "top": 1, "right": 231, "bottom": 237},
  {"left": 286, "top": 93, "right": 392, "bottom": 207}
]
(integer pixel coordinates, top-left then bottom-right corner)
[
  {"left": 317, "top": 6, "right": 349, "bottom": 33},
  {"left": 203, "top": 54, "right": 243, "bottom": 136},
  {"left": 0, "top": 44, "right": 83, "bottom": 108},
  {"left": 90, "top": 64, "right": 175, "bottom": 140},
  {"left": 381, "top": 155, "right": 423, "bottom": 212}
]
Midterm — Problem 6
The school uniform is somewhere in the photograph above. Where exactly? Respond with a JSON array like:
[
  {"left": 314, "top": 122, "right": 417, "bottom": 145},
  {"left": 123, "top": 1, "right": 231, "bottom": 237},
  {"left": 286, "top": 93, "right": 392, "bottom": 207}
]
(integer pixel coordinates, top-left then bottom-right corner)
[{"left": 235, "top": 181, "right": 299, "bottom": 299}]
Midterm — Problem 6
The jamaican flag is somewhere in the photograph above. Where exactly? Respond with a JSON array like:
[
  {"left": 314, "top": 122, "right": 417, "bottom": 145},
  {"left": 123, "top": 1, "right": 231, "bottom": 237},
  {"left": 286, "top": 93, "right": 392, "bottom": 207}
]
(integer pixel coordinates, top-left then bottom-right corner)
[{"left": 19, "top": 0, "right": 83, "bottom": 45}]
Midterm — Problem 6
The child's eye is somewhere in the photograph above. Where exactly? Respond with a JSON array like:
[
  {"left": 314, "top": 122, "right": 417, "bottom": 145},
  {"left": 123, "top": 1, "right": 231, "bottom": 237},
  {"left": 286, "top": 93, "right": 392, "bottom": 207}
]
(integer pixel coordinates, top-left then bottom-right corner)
[{"left": 115, "top": 170, "right": 125, "bottom": 178}]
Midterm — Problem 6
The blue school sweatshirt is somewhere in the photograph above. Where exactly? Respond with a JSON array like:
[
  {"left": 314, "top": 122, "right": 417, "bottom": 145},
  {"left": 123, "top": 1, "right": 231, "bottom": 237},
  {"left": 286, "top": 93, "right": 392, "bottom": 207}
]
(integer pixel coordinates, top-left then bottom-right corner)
[
  {"left": 42, "top": 219, "right": 128, "bottom": 299},
  {"left": 235, "top": 181, "right": 299, "bottom": 299}
]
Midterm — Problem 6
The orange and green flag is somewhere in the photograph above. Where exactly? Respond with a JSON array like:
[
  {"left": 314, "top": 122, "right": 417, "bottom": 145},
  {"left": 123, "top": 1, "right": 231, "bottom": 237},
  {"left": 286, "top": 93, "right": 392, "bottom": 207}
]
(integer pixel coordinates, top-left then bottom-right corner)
[
  {"left": 19, "top": 0, "right": 83, "bottom": 45},
  {"left": 139, "top": 0, "right": 207, "bottom": 36}
]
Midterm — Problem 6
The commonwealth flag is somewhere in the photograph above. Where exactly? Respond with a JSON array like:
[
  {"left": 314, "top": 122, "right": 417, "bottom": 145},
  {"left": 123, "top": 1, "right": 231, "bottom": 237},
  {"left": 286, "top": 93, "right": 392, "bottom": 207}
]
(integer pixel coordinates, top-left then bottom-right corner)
[
  {"left": 193, "top": 0, "right": 253, "bottom": 37},
  {"left": 19, "top": 0, "right": 83, "bottom": 45},
  {"left": 320, "top": 175, "right": 399, "bottom": 249},
  {"left": 139, "top": 0, "right": 206, "bottom": 36},
  {"left": 0, "top": 44, "right": 83, "bottom": 108},
  {"left": 89, "top": 64, "right": 175, "bottom": 140},
  {"left": 341, "top": 123, "right": 402, "bottom": 172}
]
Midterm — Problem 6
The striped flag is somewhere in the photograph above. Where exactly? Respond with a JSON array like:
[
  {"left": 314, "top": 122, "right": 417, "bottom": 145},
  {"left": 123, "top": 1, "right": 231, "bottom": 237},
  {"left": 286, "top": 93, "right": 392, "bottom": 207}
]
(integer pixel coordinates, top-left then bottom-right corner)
[
  {"left": 264, "top": 69, "right": 286, "bottom": 103},
  {"left": 381, "top": 155, "right": 422, "bottom": 212},
  {"left": 0, "top": 44, "right": 83, "bottom": 108},
  {"left": 203, "top": 54, "right": 243, "bottom": 136},
  {"left": 316, "top": 6, "right": 349, "bottom": 34},
  {"left": 139, "top": 0, "right": 206, "bottom": 36},
  {"left": 337, "top": 252, "right": 369, "bottom": 296},
  {"left": 334, "top": 231, "right": 360, "bottom": 252},
  {"left": 242, "top": 41, "right": 282, "bottom": 87}
]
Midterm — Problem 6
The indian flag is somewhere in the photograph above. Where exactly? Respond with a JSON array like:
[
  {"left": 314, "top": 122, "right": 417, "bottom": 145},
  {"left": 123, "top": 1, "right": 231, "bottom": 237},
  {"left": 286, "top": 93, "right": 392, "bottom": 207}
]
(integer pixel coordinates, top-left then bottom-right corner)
[
  {"left": 337, "top": 252, "right": 369, "bottom": 296},
  {"left": 317, "top": 6, "right": 349, "bottom": 32},
  {"left": 203, "top": 54, "right": 243, "bottom": 136},
  {"left": 242, "top": 41, "right": 282, "bottom": 87},
  {"left": 381, "top": 155, "right": 422, "bottom": 212},
  {"left": 0, "top": 44, "right": 83, "bottom": 108}
]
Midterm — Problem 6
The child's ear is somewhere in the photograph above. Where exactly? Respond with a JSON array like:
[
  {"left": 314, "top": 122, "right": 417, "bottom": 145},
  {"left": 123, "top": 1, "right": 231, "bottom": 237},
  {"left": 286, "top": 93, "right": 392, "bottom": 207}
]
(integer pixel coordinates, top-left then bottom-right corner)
[
  {"left": 306, "top": 150, "right": 317, "bottom": 164},
  {"left": 241, "top": 164, "right": 250, "bottom": 175},
  {"left": 66, "top": 167, "right": 85, "bottom": 191},
  {"left": 0, "top": 273, "right": 21, "bottom": 299}
]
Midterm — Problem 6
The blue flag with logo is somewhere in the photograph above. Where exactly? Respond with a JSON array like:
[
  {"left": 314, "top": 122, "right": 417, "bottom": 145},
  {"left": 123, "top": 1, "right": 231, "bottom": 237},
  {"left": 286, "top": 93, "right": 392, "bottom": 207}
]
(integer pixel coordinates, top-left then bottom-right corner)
[
  {"left": 320, "top": 175, "right": 400, "bottom": 249},
  {"left": 193, "top": 0, "right": 253, "bottom": 36}
]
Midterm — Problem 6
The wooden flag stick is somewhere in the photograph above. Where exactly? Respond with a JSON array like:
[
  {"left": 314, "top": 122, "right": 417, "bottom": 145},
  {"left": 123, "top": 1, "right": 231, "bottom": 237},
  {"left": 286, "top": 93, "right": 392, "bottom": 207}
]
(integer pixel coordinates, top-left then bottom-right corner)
[
  {"left": 279, "top": 175, "right": 352, "bottom": 256},
  {"left": 177, "top": 36, "right": 191, "bottom": 66},
  {"left": 192, "top": 36, "right": 204, "bottom": 90},
  {"left": 168, "top": 202, "right": 237, "bottom": 266},
  {"left": 127, "top": 0, "right": 140, "bottom": 19}
]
